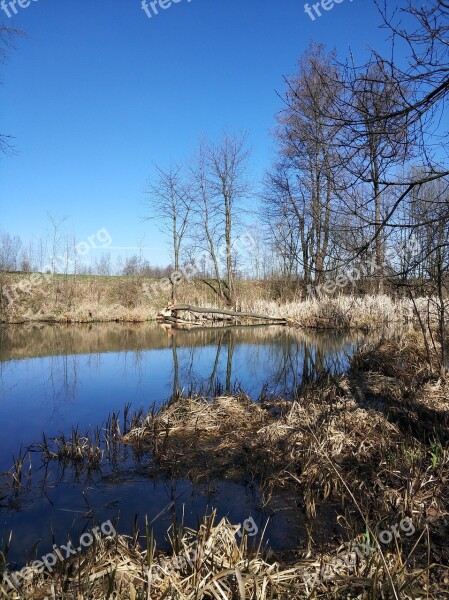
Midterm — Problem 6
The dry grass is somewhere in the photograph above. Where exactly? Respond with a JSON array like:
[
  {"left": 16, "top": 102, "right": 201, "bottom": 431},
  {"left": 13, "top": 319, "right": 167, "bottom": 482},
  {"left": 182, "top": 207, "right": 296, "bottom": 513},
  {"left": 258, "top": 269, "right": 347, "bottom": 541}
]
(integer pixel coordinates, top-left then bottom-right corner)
[
  {"left": 123, "top": 394, "right": 276, "bottom": 482},
  {"left": 119, "top": 332, "right": 449, "bottom": 597},
  {"left": 242, "top": 295, "right": 417, "bottom": 331},
  {"left": 2, "top": 333, "right": 449, "bottom": 598},
  {"left": 0, "top": 271, "right": 436, "bottom": 332},
  {"left": 1, "top": 512, "right": 305, "bottom": 599},
  {"left": 4, "top": 509, "right": 443, "bottom": 599},
  {"left": 350, "top": 331, "right": 437, "bottom": 380},
  {"left": 39, "top": 427, "right": 104, "bottom": 471}
]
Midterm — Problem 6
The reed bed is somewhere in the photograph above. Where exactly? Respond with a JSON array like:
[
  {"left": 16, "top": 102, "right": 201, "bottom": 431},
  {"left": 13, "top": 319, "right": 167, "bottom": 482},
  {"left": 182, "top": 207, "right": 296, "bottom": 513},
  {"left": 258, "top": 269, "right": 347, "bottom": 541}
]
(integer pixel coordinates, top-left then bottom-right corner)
[
  {"left": 39, "top": 427, "right": 103, "bottom": 468},
  {"left": 120, "top": 333, "right": 449, "bottom": 597},
  {"left": 3, "top": 333, "right": 449, "bottom": 597},
  {"left": 4, "top": 509, "right": 442, "bottom": 599},
  {"left": 2, "top": 512, "right": 316, "bottom": 599},
  {"left": 0, "top": 269, "right": 434, "bottom": 330},
  {"left": 123, "top": 394, "right": 276, "bottom": 482},
  {"left": 242, "top": 295, "right": 416, "bottom": 331}
]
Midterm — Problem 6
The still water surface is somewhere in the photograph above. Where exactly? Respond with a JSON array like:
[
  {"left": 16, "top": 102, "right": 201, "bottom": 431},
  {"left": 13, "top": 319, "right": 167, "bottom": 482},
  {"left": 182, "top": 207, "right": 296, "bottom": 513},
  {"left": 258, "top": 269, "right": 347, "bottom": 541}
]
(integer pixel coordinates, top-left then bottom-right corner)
[{"left": 0, "top": 322, "right": 369, "bottom": 565}]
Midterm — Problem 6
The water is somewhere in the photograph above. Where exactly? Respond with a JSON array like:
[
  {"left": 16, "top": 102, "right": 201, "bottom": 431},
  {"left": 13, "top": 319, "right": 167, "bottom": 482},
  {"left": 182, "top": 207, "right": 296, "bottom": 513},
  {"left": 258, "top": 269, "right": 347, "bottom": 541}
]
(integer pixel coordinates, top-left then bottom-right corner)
[{"left": 0, "top": 322, "right": 368, "bottom": 566}]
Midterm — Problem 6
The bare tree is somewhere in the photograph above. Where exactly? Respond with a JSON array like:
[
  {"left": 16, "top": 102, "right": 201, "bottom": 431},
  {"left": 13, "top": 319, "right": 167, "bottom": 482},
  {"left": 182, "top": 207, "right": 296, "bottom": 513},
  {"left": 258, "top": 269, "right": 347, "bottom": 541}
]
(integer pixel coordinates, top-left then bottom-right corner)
[
  {"left": 46, "top": 214, "right": 67, "bottom": 275},
  {"left": 400, "top": 176, "right": 449, "bottom": 373},
  {"left": 264, "top": 44, "right": 342, "bottom": 290},
  {"left": 0, "top": 232, "right": 23, "bottom": 271},
  {"left": 189, "top": 139, "right": 227, "bottom": 302},
  {"left": 0, "top": 25, "right": 24, "bottom": 154},
  {"left": 372, "top": 0, "right": 449, "bottom": 137},
  {"left": 303, "top": 2, "right": 449, "bottom": 298},
  {"left": 144, "top": 163, "right": 191, "bottom": 302},
  {"left": 207, "top": 132, "right": 251, "bottom": 305},
  {"left": 97, "top": 251, "right": 112, "bottom": 276},
  {"left": 336, "top": 58, "right": 414, "bottom": 292},
  {"left": 188, "top": 133, "right": 251, "bottom": 306},
  {"left": 298, "top": 2, "right": 449, "bottom": 369}
]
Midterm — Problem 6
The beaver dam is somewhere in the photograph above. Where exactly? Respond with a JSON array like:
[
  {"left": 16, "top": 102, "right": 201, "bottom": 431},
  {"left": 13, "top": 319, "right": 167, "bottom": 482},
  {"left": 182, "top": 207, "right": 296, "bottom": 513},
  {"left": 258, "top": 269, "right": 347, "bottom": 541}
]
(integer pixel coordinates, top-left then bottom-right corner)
[{"left": 0, "top": 323, "right": 448, "bottom": 598}]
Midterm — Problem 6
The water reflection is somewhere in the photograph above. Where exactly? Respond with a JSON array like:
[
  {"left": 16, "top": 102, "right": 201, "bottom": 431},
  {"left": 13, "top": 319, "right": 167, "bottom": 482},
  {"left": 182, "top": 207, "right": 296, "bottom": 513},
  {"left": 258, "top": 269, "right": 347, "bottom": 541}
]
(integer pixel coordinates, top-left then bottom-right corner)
[
  {"left": 0, "top": 323, "right": 371, "bottom": 472},
  {"left": 0, "top": 322, "right": 372, "bottom": 564},
  {"left": 165, "top": 324, "right": 363, "bottom": 398}
]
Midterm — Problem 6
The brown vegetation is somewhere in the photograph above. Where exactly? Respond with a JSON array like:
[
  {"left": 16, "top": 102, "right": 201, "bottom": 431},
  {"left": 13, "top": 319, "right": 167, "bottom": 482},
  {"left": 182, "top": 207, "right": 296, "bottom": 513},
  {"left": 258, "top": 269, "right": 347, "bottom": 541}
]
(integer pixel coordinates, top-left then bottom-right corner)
[
  {"left": 2, "top": 333, "right": 449, "bottom": 598},
  {"left": 0, "top": 272, "right": 436, "bottom": 335},
  {"left": 123, "top": 333, "right": 449, "bottom": 597}
]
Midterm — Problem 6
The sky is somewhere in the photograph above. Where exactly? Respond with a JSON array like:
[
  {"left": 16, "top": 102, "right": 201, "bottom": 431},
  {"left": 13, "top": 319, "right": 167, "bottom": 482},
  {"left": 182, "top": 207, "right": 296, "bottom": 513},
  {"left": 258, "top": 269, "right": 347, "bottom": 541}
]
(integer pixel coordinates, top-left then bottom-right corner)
[{"left": 0, "top": 0, "right": 394, "bottom": 266}]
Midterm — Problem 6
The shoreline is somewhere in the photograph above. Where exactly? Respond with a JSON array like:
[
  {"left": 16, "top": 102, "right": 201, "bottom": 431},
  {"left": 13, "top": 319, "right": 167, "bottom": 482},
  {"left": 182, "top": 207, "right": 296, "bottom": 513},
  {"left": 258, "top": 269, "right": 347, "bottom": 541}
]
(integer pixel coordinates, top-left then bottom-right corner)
[{"left": 1, "top": 333, "right": 448, "bottom": 597}]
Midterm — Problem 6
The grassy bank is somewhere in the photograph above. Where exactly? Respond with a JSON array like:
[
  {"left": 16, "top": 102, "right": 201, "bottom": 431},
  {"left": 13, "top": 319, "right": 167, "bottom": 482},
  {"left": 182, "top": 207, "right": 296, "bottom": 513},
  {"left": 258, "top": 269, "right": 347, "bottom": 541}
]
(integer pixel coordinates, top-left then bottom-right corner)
[
  {"left": 2, "top": 333, "right": 448, "bottom": 598},
  {"left": 0, "top": 271, "right": 428, "bottom": 331}
]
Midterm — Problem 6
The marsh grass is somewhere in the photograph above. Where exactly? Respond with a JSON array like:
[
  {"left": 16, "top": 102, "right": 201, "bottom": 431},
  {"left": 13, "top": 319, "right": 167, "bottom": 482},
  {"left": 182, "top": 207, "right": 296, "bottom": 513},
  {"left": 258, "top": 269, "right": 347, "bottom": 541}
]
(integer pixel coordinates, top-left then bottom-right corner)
[
  {"left": 244, "top": 295, "right": 417, "bottom": 331},
  {"left": 2, "top": 511, "right": 305, "bottom": 599},
  {"left": 121, "top": 332, "right": 449, "bottom": 597},
  {"left": 2, "top": 509, "right": 443, "bottom": 598},
  {"left": 9, "top": 448, "right": 32, "bottom": 489},
  {"left": 2, "top": 333, "right": 449, "bottom": 598},
  {"left": 123, "top": 394, "right": 283, "bottom": 483},
  {"left": 0, "top": 270, "right": 435, "bottom": 332}
]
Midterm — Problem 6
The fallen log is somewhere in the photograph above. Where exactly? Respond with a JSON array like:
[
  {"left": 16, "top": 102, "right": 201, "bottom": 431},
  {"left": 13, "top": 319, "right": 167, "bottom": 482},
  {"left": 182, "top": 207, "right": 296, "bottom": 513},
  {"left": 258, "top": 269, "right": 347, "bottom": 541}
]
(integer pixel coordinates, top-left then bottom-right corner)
[{"left": 157, "top": 304, "right": 288, "bottom": 325}]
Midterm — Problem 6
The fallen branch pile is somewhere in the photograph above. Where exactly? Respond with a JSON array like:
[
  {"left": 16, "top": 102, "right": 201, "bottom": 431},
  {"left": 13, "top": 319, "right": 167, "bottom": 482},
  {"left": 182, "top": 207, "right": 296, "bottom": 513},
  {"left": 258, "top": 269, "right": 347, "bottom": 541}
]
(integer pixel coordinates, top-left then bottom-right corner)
[{"left": 156, "top": 304, "right": 288, "bottom": 326}]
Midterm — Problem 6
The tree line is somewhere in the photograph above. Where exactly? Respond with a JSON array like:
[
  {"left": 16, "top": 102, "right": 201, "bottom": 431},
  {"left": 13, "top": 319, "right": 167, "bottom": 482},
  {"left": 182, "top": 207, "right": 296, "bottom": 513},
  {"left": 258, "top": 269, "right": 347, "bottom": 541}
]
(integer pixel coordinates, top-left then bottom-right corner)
[
  {"left": 143, "top": 2, "right": 448, "bottom": 306},
  {"left": 2, "top": 2, "right": 449, "bottom": 322}
]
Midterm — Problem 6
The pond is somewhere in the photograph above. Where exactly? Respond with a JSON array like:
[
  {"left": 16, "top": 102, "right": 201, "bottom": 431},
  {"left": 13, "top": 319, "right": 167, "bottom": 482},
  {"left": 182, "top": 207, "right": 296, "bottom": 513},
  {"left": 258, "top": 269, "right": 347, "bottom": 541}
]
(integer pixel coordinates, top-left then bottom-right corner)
[{"left": 0, "top": 322, "right": 370, "bottom": 567}]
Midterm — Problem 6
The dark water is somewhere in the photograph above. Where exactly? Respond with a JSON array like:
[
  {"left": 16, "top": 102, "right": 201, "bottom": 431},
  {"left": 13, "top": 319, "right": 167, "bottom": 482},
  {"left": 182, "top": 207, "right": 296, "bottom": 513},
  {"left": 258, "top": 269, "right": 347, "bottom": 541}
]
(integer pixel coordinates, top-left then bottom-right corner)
[{"left": 0, "top": 322, "right": 368, "bottom": 566}]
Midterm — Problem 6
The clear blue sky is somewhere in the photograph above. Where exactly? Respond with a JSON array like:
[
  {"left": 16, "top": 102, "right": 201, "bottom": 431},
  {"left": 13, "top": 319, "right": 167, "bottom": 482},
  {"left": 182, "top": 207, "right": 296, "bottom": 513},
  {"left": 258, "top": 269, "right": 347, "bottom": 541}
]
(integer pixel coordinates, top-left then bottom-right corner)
[{"left": 0, "top": 0, "right": 390, "bottom": 265}]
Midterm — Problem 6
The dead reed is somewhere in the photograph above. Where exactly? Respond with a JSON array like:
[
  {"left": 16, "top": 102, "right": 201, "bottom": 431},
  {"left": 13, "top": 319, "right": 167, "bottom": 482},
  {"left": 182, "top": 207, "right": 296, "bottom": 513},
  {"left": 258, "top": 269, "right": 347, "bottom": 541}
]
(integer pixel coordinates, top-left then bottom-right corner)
[
  {"left": 3, "top": 333, "right": 448, "bottom": 598},
  {"left": 121, "top": 332, "right": 449, "bottom": 597},
  {"left": 2, "top": 511, "right": 309, "bottom": 599}
]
